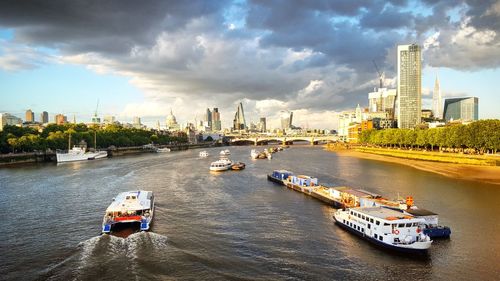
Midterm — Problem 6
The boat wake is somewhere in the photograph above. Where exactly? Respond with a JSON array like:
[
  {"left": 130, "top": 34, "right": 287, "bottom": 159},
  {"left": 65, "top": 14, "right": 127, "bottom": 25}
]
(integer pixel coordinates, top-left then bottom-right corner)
[{"left": 69, "top": 232, "right": 168, "bottom": 279}]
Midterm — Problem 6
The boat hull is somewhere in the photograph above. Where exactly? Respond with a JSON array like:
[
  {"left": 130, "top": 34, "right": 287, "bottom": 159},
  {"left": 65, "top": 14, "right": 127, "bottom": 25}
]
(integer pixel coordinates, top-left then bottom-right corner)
[
  {"left": 57, "top": 151, "right": 107, "bottom": 163},
  {"left": 267, "top": 175, "right": 285, "bottom": 185},
  {"left": 333, "top": 216, "right": 430, "bottom": 255}
]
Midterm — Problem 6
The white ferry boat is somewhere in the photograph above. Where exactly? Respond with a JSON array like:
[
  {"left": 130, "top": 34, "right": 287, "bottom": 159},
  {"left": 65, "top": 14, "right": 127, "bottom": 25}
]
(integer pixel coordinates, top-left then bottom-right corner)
[
  {"left": 209, "top": 158, "right": 233, "bottom": 171},
  {"left": 199, "top": 151, "right": 209, "bottom": 157},
  {"left": 56, "top": 145, "right": 108, "bottom": 163},
  {"left": 156, "top": 147, "right": 171, "bottom": 153},
  {"left": 102, "top": 190, "right": 154, "bottom": 233},
  {"left": 334, "top": 207, "right": 432, "bottom": 254},
  {"left": 220, "top": 149, "right": 231, "bottom": 156}
]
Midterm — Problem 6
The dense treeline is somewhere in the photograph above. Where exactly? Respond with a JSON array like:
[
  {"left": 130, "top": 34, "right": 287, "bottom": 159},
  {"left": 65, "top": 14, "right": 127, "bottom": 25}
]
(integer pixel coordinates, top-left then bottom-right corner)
[
  {"left": 358, "top": 120, "right": 500, "bottom": 154},
  {"left": 0, "top": 124, "right": 188, "bottom": 153}
]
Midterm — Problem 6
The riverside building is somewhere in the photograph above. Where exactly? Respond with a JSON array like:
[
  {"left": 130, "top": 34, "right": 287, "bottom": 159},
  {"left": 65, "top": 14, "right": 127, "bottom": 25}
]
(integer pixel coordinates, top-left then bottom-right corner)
[
  {"left": 443, "top": 97, "right": 478, "bottom": 122},
  {"left": 397, "top": 44, "right": 422, "bottom": 129},
  {"left": 233, "top": 102, "right": 246, "bottom": 131}
]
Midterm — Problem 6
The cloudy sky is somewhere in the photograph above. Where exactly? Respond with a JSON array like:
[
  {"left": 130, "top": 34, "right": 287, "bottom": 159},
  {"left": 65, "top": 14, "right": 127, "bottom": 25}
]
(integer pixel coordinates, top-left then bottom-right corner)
[{"left": 1, "top": 0, "right": 499, "bottom": 129}]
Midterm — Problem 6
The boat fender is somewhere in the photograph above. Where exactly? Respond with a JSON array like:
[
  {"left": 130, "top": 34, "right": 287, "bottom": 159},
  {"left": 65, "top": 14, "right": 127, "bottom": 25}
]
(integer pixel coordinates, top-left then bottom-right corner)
[{"left": 393, "top": 229, "right": 400, "bottom": 235}]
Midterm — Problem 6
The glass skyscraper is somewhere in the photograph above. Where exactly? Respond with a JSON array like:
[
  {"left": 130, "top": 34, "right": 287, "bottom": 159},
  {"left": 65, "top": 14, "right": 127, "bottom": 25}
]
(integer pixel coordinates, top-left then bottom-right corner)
[
  {"left": 443, "top": 97, "right": 479, "bottom": 122},
  {"left": 397, "top": 44, "right": 421, "bottom": 129}
]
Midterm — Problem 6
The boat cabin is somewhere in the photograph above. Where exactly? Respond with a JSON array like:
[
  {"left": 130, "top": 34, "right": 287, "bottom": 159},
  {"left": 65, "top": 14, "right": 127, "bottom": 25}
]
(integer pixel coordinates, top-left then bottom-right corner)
[
  {"left": 289, "top": 175, "right": 318, "bottom": 187},
  {"left": 271, "top": 170, "right": 294, "bottom": 180}
]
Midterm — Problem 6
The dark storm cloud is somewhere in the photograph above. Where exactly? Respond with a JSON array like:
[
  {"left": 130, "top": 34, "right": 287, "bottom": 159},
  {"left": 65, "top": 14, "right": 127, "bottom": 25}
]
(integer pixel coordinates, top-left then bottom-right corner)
[
  {"left": 0, "top": 0, "right": 228, "bottom": 54},
  {"left": 0, "top": 0, "right": 499, "bottom": 121}
]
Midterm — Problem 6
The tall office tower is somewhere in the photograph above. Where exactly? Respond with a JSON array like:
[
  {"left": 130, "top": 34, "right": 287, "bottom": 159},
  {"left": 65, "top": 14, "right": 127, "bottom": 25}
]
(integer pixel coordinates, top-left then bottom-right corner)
[
  {"left": 211, "top": 108, "right": 221, "bottom": 131},
  {"left": 432, "top": 75, "right": 443, "bottom": 119},
  {"left": 25, "top": 109, "right": 35, "bottom": 123},
  {"left": 40, "top": 111, "right": 49, "bottom": 124},
  {"left": 0, "top": 113, "right": 23, "bottom": 130},
  {"left": 233, "top": 102, "right": 246, "bottom": 131},
  {"left": 280, "top": 110, "right": 293, "bottom": 130},
  {"left": 443, "top": 97, "right": 479, "bottom": 122},
  {"left": 259, "top": 117, "right": 267, "bottom": 132},
  {"left": 368, "top": 88, "right": 397, "bottom": 114},
  {"left": 397, "top": 44, "right": 422, "bottom": 129},
  {"left": 55, "top": 114, "right": 67, "bottom": 125},
  {"left": 205, "top": 108, "right": 212, "bottom": 130},
  {"left": 133, "top": 116, "right": 141, "bottom": 128},
  {"left": 103, "top": 115, "right": 116, "bottom": 124}
]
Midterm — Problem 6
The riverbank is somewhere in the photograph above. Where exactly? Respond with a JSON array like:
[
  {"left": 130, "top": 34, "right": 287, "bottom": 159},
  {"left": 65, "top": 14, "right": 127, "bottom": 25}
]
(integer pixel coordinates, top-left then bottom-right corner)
[
  {"left": 0, "top": 142, "right": 217, "bottom": 166},
  {"left": 332, "top": 149, "right": 500, "bottom": 185}
]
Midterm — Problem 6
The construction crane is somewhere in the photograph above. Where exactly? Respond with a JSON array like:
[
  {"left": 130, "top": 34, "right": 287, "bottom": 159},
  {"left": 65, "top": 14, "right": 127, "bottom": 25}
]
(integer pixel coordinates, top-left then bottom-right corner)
[
  {"left": 94, "top": 99, "right": 99, "bottom": 118},
  {"left": 372, "top": 60, "right": 397, "bottom": 123},
  {"left": 372, "top": 60, "right": 385, "bottom": 89}
]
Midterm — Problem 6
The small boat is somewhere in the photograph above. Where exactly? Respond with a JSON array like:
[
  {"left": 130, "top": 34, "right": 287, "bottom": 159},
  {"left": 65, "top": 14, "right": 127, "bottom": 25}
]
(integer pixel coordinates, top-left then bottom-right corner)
[
  {"left": 267, "top": 170, "right": 294, "bottom": 185},
  {"left": 199, "top": 151, "right": 209, "bottom": 157},
  {"left": 210, "top": 158, "right": 233, "bottom": 171},
  {"left": 102, "top": 190, "right": 155, "bottom": 234},
  {"left": 220, "top": 149, "right": 231, "bottom": 156},
  {"left": 333, "top": 207, "right": 432, "bottom": 254},
  {"left": 250, "top": 149, "right": 259, "bottom": 159},
  {"left": 231, "top": 162, "right": 246, "bottom": 170},
  {"left": 156, "top": 147, "right": 171, "bottom": 153}
]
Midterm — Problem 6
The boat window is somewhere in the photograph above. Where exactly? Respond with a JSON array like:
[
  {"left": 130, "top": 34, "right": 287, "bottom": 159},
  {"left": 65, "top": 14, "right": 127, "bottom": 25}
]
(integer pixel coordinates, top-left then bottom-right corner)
[
  {"left": 384, "top": 223, "right": 389, "bottom": 226},
  {"left": 406, "top": 223, "right": 412, "bottom": 227},
  {"left": 398, "top": 223, "right": 405, "bottom": 228},
  {"left": 361, "top": 215, "right": 365, "bottom": 220},
  {"left": 379, "top": 236, "right": 383, "bottom": 241},
  {"left": 370, "top": 218, "right": 374, "bottom": 223},
  {"left": 126, "top": 196, "right": 130, "bottom": 199},
  {"left": 361, "top": 228, "right": 364, "bottom": 232},
  {"left": 413, "top": 223, "right": 419, "bottom": 227},
  {"left": 376, "top": 221, "right": 380, "bottom": 225},
  {"left": 368, "top": 224, "right": 371, "bottom": 229},
  {"left": 375, "top": 234, "right": 378, "bottom": 239}
]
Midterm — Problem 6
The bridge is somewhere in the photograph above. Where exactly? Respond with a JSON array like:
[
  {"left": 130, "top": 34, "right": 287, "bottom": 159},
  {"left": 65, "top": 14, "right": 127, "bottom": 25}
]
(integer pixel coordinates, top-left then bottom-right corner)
[{"left": 229, "top": 135, "right": 339, "bottom": 146}]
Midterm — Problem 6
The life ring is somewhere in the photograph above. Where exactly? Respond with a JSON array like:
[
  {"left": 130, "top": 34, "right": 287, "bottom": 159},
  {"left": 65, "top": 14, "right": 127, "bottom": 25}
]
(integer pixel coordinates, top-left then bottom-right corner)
[
  {"left": 393, "top": 229, "right": 400, "bottom": 235},
  {"left": 416, "top": 227, "right": 421, "bottom": 233}
]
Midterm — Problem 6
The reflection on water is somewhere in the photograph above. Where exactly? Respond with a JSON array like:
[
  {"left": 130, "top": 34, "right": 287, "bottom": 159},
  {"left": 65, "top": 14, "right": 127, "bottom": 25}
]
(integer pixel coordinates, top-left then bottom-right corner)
[{"left": 0, "top": 146, "right": 499, "bottom": 280}]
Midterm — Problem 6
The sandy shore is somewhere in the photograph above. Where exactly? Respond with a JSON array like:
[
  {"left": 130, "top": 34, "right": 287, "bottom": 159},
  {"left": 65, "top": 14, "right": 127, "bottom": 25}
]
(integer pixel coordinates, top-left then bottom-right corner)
[{"left": 334, "top": 149, "right": 500, "bottom": 185}]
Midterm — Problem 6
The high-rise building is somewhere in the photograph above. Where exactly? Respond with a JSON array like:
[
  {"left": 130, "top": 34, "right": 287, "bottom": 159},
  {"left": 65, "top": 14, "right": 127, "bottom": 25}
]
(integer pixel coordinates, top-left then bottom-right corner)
[
  {"left": 0, "top": 113, "right": 23, "bottom": 130},
  {"left": 133, "top": 116, "right": 142, "bottom": 128},
  {"left": 432, "top": 75, "right": 443, "bottom": 119},
  {"left": 368, "top": 88, "right": 396, "bottom": 114},
  {"left": 25, "top": 109, "right": 35, "bottom": 123},
  {"left": 397, "top": 44, "right": 422, "bottom": 129},
  {"left": 40, "top": 111, "right": 49, "bottom": 124},
  {"left": 233, "top": 102, "right": 246, "bottom": 131},
  {"left": 205, "top": 108, "right": 212, "bottom": 131},
  {"left": 55, "top": 114, "right": 67, "bottom": 125},
  {"left": 211, "top": 108, "right": 221, "bottom": 131},
  {"left": 259, "top": 117, "right": 267, "bottom": 132},
  {"left": 280, "top": 110, "right": 293, "bottom": 130},
  {"left": 443, "top": 97, "right": 478, "bottom": 122}
]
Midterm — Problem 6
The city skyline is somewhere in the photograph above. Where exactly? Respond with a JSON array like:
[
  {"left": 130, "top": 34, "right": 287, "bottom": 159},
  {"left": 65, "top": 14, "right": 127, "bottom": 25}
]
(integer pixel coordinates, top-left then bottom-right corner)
[{"left": 1, "top": 1, "right": 499, "bottom": 129}]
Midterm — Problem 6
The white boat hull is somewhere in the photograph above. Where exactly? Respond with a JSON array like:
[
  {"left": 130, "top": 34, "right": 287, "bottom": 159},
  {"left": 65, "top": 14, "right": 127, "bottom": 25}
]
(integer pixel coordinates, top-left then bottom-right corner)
[{"left": 57, "top": 150, "right": 108, "bottom": 163}]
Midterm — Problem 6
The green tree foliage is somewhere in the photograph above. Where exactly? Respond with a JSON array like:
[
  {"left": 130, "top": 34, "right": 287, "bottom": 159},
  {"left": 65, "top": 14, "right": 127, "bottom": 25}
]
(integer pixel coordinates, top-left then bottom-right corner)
[
  {"left": 0, "top": 123, "right": 188, "bottom": 153},
  {"left": 357, "top": 120, "right": 500, "bottom": 154}
]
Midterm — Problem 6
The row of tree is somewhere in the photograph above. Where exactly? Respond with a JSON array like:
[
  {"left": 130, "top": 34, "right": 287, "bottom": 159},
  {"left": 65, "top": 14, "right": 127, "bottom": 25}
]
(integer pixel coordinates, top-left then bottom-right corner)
[
  {"left": 0, "top": 124, "right": 188, "bottom": 153},
  {"left": 358, "top": 120, "right": 500, "bottom": 154}
]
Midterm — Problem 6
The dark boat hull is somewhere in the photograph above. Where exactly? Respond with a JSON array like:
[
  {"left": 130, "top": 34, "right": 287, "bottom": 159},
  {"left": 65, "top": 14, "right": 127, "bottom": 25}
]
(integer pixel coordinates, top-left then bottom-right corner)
[{"left": 267, "top": 175, "right": 285, "bottom": 185}]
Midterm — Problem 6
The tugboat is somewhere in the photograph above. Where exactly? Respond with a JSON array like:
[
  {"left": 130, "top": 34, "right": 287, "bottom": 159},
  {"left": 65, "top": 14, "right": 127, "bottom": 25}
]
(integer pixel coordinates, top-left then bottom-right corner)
[
  {"left": 334, "top": 207, "right": 432, "bottom": 254},
  {"left": 267, "top": 170, "right": 294, "bottom": 185},
  {"left": 102, "top": 190, "right": 155, "bottom": 234}
]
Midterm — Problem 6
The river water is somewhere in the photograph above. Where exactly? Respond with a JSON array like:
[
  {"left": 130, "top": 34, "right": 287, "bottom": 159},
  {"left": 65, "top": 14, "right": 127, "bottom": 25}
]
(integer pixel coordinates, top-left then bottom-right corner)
[{"left": 0, "top": 146, "right": 499, "bottom": 280}]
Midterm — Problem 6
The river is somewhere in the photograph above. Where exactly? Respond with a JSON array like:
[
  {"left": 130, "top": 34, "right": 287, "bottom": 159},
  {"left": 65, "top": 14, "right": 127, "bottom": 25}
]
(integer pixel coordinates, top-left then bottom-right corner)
[{"left": 0, "top": 146, "right": 499, "bottom": 280}]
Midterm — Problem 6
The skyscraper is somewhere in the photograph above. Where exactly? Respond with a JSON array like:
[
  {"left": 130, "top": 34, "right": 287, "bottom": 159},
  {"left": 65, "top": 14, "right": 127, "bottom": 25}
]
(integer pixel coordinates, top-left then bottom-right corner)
[
  {"left": 211, "top": 108, "right": 221, "bottom": 131},
  {"left": 233, "top": 102, "right": 246, "bottom": 131},
  {"left": 443, "top": 97, "right": 478, "bottom": 122},
  {"left": 55, "top": 114, "right": 67, "bottom": 125},
  {"left": 40, "top": 111, "right": 49, "bottom": 124},
  {"left": 25, "top": 109, "right": 35, "bottom": 123},
  {"left": 397, "top": 44, "right": 422, "bottom": 129},
  {"left": 133, "top": 116, "right": 141, "bottom": 128},
  {"left": 205, "top": 108, "right": 212, "bottom": 130},
  {"left": 259, "top": 117, "right": 267, "bottom": 132},
  {"left": 280, "top": 110, "right": 293, "bottom": 130},
  {"left": 432, "top": 75, "right": 442, "bottom": 119}
]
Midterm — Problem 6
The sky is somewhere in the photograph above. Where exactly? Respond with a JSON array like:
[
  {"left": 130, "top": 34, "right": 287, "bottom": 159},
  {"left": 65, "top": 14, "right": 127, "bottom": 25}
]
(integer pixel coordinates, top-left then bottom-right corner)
[{"left": 0, "top": 0, "right": 499, "bottom": 129}]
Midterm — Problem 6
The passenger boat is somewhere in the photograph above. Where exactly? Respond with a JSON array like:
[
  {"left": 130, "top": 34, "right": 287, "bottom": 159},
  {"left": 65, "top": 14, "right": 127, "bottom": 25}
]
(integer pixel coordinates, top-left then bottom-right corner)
[
  {"left": 333, "top": 207, "right": 432, "bottom": 254},
  {"left": 267, "top": 170, "right": 294, "bottom": 185},
  {"left": 199, "top": 151, "right": 209, "bottom": 157},
  {"left": 56, "top": 145, "right": 108, "bottom": 163},
  {"left": 210, "top": 158, "right": 233, "bottom": 171},
  {"left": 231, "top": 162, "right": 246, "bottom": 170},
  {"left": 102, "top": 190, "right": 154, "bottom": 234},
  {"left": 250, "top": 149, "right": 259, "bottom": 159},
  {"left": 156, "top": 147, "right": 171, "bottom": 153}
]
